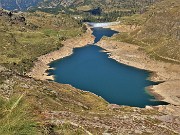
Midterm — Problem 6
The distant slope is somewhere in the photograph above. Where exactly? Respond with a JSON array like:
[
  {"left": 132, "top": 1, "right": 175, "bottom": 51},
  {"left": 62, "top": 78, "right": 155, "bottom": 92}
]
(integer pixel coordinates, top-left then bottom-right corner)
[
  {"left": 114, "top": 0, "right": 180, "bottom": 63},
  {"left": 0, "top": 0, "right": 159, "bottom": 11},
  {"left": 0, "top": 0, "right": 77, "bottom": 11},
  {"left": 31, "top": 0, "right": 159, "bottom": 22},
  {"left": 0, "top": 0, "right": 42, "bottom": 10},
  {"left": 1, "top": 0, "right": 158, "bottom": 22}
]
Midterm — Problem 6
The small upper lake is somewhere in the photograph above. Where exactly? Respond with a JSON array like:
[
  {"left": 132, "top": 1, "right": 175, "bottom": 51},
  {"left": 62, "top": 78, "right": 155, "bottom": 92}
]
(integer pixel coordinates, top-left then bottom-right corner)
[
  {"left": 48, "top": 27, "right": 168, "bottom": 107},
  {"left": 92, "top": 27, "right": 119, "bottom": 43}
]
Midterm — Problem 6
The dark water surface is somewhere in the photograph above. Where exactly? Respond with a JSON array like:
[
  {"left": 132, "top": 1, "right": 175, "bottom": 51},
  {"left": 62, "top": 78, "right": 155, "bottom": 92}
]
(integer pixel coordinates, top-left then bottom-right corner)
[
  {"left": 48, "top": 27, "right": 168, "bottom": 107},
  {"left": 92, "top": 27, "right": 119, "bottom": 43}
]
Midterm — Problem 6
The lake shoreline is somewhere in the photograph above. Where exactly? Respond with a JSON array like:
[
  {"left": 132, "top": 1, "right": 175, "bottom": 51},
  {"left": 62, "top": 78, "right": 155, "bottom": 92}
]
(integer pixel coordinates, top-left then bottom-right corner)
[
  {"left": 96, "top": 36, "right": 180, "bottom": 106},
  {"left": 27, "top": 26, "right": 95, "bottom": 80},
  {"left": 28, "top": 24, "right": 180, "bottom": 106}
]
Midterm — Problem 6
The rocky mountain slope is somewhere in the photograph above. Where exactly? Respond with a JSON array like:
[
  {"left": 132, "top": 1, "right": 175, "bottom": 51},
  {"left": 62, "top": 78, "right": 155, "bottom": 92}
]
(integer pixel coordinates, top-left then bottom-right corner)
[
  {"left": 0, "top": 9, "right": 84, "bottom": 74},
  {"left": 0, "top": 63, "right": 180, "bottom": 134},
  {"left": 0, "top": 0, "right": 180, "bottom": 134},
  {"left": 34, "top": 0, "right": 159, "bottom": 21},
  {"left": 0, "top": 0, "right": 42, "bottom": 10},
  {"left": 114, "top": 0, "right": 180, "bottom": 63},
  {"left": 1, "top": 0, "right": 158, "bottom": 22}
]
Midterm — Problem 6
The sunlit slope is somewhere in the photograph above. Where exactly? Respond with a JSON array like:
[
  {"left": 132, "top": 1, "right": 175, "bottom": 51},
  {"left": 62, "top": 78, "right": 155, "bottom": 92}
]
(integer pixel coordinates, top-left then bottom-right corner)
[
  {"left": 114, "top": 0, "right": 180, "bottom": 63},
  {"left": 0, "top": 68, "right": 179, "bottom": 134},
  {"left": 0, "top": 11, "right": 84, "bottom": 74},
  {"left": 0, "top": 0, "right": 42, "bottom": 10}
]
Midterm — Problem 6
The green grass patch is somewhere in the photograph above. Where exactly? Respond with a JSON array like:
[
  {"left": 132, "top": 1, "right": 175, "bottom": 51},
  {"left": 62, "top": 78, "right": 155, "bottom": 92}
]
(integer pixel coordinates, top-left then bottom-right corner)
[
  {"left": 0, "top": 96, "right": 39, "bottom": 135},
  {"left": 0, "top": 12, "right": 84, "bottom": 74}
]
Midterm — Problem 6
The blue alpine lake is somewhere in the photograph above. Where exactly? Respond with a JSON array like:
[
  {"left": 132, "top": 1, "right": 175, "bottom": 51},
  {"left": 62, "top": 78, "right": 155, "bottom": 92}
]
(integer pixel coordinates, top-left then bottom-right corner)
[
  {"left": 92, "top": 27, "right": 119, "bottom": 43},
  {"left": 48, "top": 27, "right": 168, "bottom": 107}
]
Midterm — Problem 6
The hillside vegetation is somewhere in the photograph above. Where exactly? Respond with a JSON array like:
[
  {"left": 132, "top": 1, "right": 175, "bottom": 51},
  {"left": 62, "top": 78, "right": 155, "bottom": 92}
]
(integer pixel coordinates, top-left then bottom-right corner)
[
  {"left": 0, "top": 0, "right": 42, "bottom": 10},
  {"left": 1, "top": 0, "right": 160, "bottom": 22},
  {"left": 0, "top": 67, "right": 179, "bottom": 134},
  {"left": 0, "top": 10, "right": 84, "bottom": 74},
  {"left": 29, "top": 0, "right": 158, "bottom": 22},
  {"left": 114, "top": 0, "right": 180, "bottom": 63}
]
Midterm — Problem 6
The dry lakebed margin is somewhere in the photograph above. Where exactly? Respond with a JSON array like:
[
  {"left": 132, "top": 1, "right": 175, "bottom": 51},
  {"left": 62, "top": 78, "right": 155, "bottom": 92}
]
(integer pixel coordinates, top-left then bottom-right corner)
[{"left": 28, "top": 24, "right": 180, "bottom": 111}]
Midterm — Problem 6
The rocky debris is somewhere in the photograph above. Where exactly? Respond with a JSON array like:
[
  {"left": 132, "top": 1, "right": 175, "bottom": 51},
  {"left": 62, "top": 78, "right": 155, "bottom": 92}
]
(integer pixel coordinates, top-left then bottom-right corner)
[
  {"left": 152, "top": 80, "right": 180, "bottom": 105},
  {"left": 0, "top": 70, "right": 180, "bottom": 134},
  {"left": 41, "top": 109, "right": 180, "bottom": 134},
  {"left": 0, "top": 9, "right": 26, "bottom": 25},
  {"left": 0, "top": 65, "right": 5, "bottom": 72},
  {"left": 0, "top": 9, "right": 8, "bottom": 16},
  {"left": 0, "top": 78, "right": 14, "bottom": 98},
  {"left": 11, "top": 16, "right": 26, "bottom": 24},
  {"left": 156, "top": 105, "right": 180, "bottom": 117},
  {"left": 108, "top": 104, "right": 121, "bottom": 110}
]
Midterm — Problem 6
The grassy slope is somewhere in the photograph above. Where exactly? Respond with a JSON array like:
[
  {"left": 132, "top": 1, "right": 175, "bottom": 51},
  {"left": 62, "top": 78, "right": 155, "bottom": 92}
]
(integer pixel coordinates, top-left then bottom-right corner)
[
  {"left": 0, "top": 96, "right": 38, "bottom": 135},
  {"left": 73, "top": 0, "right": 156, "bottom": 11},
  {"left": 113, "top": 0, "right": 180, "bottom": 63},
  {"left": 0, "top": 11, "right": 83, "bottom": 74},
  {"left": 31, "top": 0, "right": 158, "bottom": 22},
  {"left": 0, "top": 69, "right": 179, "bottom": 134}
]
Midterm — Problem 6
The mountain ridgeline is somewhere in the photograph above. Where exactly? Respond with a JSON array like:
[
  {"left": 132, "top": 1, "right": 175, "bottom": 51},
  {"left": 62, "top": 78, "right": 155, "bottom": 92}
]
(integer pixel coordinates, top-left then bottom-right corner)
[
  {"left": 33, "top": 0, "right": 159, "bottom": 22},
  {"left": 0, "top": 0, "right": 42, "bottom": 11},
  {"left": 1, "top": 0, "right": 158, "bottom": 22}
]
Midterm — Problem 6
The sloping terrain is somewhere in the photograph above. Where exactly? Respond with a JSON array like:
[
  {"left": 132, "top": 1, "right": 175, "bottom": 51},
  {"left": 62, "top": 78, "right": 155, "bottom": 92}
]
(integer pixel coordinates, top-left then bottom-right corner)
[
  {"left": 1, "top": 0, "right": 159, "bottom": 22},
  {"left": 27, "top": 0, "right": 158, "bottom": 22},
  {"left": 114, "top": 0, "right": 180, "bottom": 63},
  {"left": 0, "top": 0, "right": 180, "bottom": 134},
  {"left": 96, "top": 0, "right": 180, "bottom": 109},
  {"left": 0, "top": 0, "right": 42, "bottom": 10},
  {"left": 0, "top": 67, "right": 180, "bottom": 134},
  {"left": 0, "top": 9, "right": 84, "bottom": 74}
]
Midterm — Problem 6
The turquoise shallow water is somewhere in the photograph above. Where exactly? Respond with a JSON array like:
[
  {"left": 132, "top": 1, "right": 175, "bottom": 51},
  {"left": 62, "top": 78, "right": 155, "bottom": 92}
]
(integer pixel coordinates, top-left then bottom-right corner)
[{"left": 48, "top": 27, "right": 168, "bottom": 107}]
